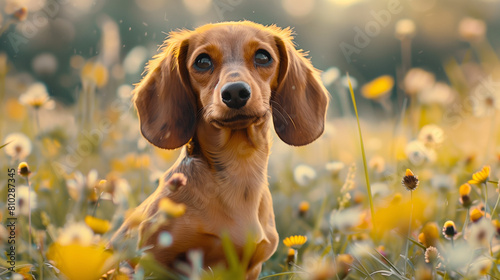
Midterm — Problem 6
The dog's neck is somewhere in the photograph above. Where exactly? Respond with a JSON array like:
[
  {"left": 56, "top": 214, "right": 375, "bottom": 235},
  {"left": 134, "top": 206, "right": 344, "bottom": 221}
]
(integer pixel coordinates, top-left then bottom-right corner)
[{"left": 190, "top": 117, "right": 272, "bottom": 206}]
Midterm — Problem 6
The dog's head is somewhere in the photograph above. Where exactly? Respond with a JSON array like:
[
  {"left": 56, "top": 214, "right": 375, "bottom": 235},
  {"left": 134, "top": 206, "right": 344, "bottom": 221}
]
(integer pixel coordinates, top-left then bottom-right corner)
[{"left": 133, "top": 21, "right": 329, "bottom": 149}]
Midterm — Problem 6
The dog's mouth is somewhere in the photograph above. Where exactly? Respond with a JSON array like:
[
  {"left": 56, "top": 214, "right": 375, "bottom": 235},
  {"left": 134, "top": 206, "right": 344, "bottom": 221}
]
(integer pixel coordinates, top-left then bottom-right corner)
[{"left": 211, "top": 113, "right": 267, "bottom": 129}]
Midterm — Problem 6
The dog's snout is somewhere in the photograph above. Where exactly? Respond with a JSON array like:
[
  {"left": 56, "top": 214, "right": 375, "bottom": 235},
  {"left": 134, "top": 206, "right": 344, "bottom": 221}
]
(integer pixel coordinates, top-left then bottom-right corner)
[{"left": 221, "top": 82, "right": 251, "bottom": 109}]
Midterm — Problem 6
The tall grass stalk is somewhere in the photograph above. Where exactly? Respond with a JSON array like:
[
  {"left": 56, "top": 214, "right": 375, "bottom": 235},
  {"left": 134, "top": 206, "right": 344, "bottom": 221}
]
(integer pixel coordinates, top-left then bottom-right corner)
[
  {"left": 347, "top": 73, "right": 375, "bottom": 224},
  {"left": 404, "top": 191, "right": 413, "bottom": 276}
]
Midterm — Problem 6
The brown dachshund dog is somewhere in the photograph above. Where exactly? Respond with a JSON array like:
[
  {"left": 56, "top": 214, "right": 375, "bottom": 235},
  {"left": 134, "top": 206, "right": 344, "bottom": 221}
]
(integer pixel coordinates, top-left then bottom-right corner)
[{"left": 112, "top": 21, "right": 329, "bottom": 279}]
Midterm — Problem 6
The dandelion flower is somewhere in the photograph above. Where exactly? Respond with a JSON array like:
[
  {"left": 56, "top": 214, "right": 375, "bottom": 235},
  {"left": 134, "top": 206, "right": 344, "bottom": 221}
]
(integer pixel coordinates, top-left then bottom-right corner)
[
  {"left": 84, "top": 216, "right": 111, "bottom": 235},
  {"left": 158, "top": 197, "right": 186, "bottom": 217},
  {"left": 404, "top": 68, "right": 435, "bottom": 95},
  {"left": 424, "top": 246, "right": 440, "bottom": 266},
  {"left": 341, "top": 75, "right": 357, "bottom": 89},
  {"left": 405, "top": 140, "right": 436, "bottom": 165},
  {"left": 470, "top": 208, "right": 484, "bottom": 223},
  {"left": 81, "top": 61, "right": 109, "bottom": 88},
  {"left": 360, "top": 75, "right": 394, "bottom": 100},
  {"left": 469, "top": 219, "right": 494, "bottom": 248},
  {"left": 402, "top": 169, "right": 419, "bottom": 191},
  {"left": 419, "top": 82, "right": 455, "bottom": 105},
  {"left": 468, "top": 165, "right": 490, "bottom": 185},
  {"left": 459, "top": 183, "right": 472, "bottom": 208},
  {"left": 293, "top": 164, "right": 316, "bottom": 187},
  {"left": 325, "top": 161, "right": 345, "bottom": 176},
  {"left": 471, "top": 82, "right": 500, "bottom": 117},
  {"left": 283, "top": 235, "right": 307, "bottom": 248},
  {"left": 47, "top": 242, "right": 113, "bottom": 280},
  {"left": 19, "top": 82, "right": 55, "bottom": 110},
  {"left": 16, "top": 185, "right": 36, "bottom": 216},
  {"left": 321, "top": 67, "right": 340, "bottom": 87},
  {"left": 368, "top": 156, "right": 385, "bottom": 173},
  {"left": 418, "top": 124, "right": 444, "bottom": 148},
  {"left": 3, "top": 133, "right": 32, "bottom": 160},
  {"left": 442, "top": 221, "right": 457, "bottom": 240},
  {"left": 459, "top": 17, "right": 486, "bottom": 42},
  {"left": 395, "top": 19, "right": 416, "bottom": 39}
]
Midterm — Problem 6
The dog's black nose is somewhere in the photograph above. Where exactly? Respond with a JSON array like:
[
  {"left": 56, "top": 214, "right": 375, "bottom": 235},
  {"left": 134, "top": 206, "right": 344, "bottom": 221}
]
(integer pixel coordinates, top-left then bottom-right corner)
[{"left": 221, "top": 82, "right": 251, "bottom": 109}]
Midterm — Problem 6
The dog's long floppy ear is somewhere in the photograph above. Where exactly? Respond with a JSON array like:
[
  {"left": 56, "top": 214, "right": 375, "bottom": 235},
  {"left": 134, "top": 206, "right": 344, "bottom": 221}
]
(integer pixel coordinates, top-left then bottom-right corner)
[
  {"left": 272, "top": 31, "right": 329, "bottom": 146},
  {"left": 133, "top": 32, "right": 196, "bottom": 149}
]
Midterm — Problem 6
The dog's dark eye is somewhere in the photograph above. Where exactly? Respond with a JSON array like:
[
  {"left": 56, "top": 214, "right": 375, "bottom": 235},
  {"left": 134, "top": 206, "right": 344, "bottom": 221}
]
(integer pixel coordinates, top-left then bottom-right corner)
[
  {"left": 254, "top": 50, "right": 272, "bottom": 66},
  {"left": 194, "top": 54, "right": 213, "bottom": 71}
]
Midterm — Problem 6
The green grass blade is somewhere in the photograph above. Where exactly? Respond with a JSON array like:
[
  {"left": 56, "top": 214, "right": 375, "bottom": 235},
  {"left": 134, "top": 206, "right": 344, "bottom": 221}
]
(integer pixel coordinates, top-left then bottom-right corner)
[
  {"left": 0, "top": 141, "right": 11, "bottom": 150},
  {"left": 347, "top": 73, "right": 375, "bottom": 224}
]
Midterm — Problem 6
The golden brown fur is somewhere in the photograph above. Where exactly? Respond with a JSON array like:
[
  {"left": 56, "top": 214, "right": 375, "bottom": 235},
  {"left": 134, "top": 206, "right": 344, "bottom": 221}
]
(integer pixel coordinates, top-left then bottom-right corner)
[{"left": 112, "top": 21, "right": 329, "bottom": 279}]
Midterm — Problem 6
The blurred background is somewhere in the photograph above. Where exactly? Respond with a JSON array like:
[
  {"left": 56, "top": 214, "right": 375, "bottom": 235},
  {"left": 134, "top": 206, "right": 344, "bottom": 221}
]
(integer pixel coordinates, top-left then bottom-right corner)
[
  {"left": 1, "top": 0, "right": 500, "bottom": 104},
  {"left": 1, "top": 0, "right": 500, "bottom": 279}
]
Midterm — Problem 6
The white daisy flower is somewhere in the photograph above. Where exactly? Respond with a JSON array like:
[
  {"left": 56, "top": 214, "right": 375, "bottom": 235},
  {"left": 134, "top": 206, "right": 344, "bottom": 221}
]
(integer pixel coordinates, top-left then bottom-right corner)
[{"left": 19, "top": 82, "right": 55, "bottom": 110}]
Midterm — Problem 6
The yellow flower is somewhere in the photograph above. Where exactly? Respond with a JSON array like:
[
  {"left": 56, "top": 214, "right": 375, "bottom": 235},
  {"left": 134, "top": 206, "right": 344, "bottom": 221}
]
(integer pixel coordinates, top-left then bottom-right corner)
[
  {"left": 442, "top": 220, "right": 457, "bottom": 240},
  {"left": 283, "top": 235, "right": 307, "bottom": 248},
  {"left": 401, "top": 169, "right": 419, "bottom": 191},
  {"left": 470, "top": 208, "right": 484, "bottom": 223},
  {"left": 418, "top": 222, "right": 439, "bottom": 247},
  {"left": 5, "top": 98, "right": 27, "bottom": 121},
  {"left": 468, "top": 165, "right": 490, "bottom": 185},
  {"left": 298, "top": 201, "right": 310, "bottom": 217},
  {"left": 84, "top": 215, "right": 111, "bottom": 234},
  {"left": 459, "top": 183, "right": 471, "bottom": 196},
  {"left": 17, "top": 162, "right": 31, "bottom": 177},
  {"left": 46, "top": 242, "right": 113, "bottom": 280},
  {"left": 81, "top": 61, "right": 109, "bottom": 88},
  {"left": 158, "top": 197, "right": 186, "bottom": 217},
  {"left": 492, "top": 219, "right": 500, "bottom": 237},
  {"left": 361, "top": 75, "right": 394, "bottom": 100},
  {"left": 459, "top": 183, "right": 472, "bottom": 208}
]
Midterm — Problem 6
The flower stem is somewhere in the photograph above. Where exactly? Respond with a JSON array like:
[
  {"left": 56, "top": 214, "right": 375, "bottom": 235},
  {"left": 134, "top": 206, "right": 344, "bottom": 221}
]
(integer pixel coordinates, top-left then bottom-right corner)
[
  {"left": 491, "top": 191, "right": 500, "bottom": 219},
  {"left": 482, "top": 182, "right": 489, "bottom": 214},
  {"left": 25, "top": 176, "right": 32, "bottom": 261},
  {"left": 462, "top": 208, "right": 470, "bottom": 237},
  {"left": 404, "top": 191, "right": 414, "bottom": 275}
]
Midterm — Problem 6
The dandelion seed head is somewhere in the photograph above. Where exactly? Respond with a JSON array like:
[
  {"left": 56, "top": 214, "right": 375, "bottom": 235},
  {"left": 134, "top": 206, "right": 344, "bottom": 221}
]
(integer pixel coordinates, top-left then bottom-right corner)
[
  {"left": 321, "top": 67, "right": 340, "bottom": 87},
  {"left": 404, "top": 68, "right": 435, "bottom": 95},
  {"left": 293, "top": 164, "right": 316, "bottom": 187},
  {"left": 4, "top": 132, "right": 32, "bottom": 160}
]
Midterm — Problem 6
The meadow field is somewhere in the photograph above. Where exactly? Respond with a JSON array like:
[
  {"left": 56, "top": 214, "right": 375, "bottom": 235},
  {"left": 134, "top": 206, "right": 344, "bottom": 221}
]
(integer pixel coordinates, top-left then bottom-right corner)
[{"left": 0, "top": 0, "right": 499, "bottom": 279}]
